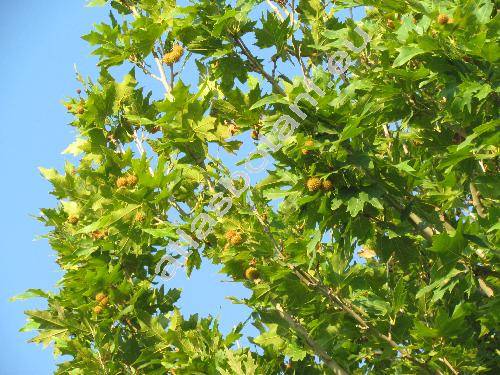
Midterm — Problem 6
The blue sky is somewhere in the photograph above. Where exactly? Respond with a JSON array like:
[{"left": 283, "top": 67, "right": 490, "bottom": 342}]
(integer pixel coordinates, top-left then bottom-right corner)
[
  {"left": 0, "top": 1, "right": 253, "bottom": 373},
  {"left": 0, "top": 2, "right": 364, "bottom": 373}
]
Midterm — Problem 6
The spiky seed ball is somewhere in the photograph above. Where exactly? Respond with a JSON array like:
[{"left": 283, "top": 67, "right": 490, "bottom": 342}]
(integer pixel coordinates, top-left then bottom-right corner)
[
  {"left": 358, "top": 246, "right": 377, "bottom": 259},
  {"left": 306, "top": 177, "right": 322, "bottom": 192},
  {"left": 126, "top": 174, "right": 138, "bottom": 187},
  {"left": 162, "top": 44, "right": 184, "bottom": 65},
  {"left": 386, "top": 19, "right": 395, "bottom": 29},
  {"left": 302, "top": 140, "right": 314, "bottom": 155},
  {"left": 116, "top": 176, "right": 128, "bottom": 188},
  {"left": 76, "top": 89, "right": 81, "bottom": 94},
  {"left": 91, "top": 230, "right": 107, "bottom": 240},
  {"left": 135, "top": 212, "right": 146, "bottom": 222},
  {"left": 437, "top": 14, "right": 449, "bottom": 25},
  {"left": 66, "top": 104, "right": 72, "bottom": 111},
  {"left": 251, "top": 130, "right": 259, "bottom": 140},
  {"left": 67, "top": 215, "right": 79, "bottom": 225},
  {"left": 76, "top": 106, "right": 84, "bottom": 115},
  {"left": 93, "top": 305, "right": 104, "bottom": 314},
  {"left": 230, "top": 233, "right": 244, "bottom": 246},
  {"left": 225, "top": 229, "right": 238, "bottom": 241},
  {"left": 228, "top": 123, "right": 239, "bottom": 135},
  {"left": 95, "top": 292, "right": 106, "bottom": 302},
  {"left": 322, "top": 180, "right": 333, "bottom": 191},
  {"left": 245, "top": 267, "right": 260, "bottom": 280},
  {"left": 304, "top": 139, "right": 314, "bottom": 148},
  {"left": 99, "top": 296, "right": 109, "bottom": 306}
]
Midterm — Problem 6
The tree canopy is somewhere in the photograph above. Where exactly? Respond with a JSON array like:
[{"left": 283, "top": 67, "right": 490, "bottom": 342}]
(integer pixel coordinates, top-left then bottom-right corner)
[{"left": 17, "top": 0, "right": 499, "bottom": 374}]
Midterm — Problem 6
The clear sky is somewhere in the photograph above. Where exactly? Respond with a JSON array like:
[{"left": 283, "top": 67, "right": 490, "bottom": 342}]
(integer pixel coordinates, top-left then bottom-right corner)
[
  {"left": 0, "top": 2, "right": 363, "bottom": 373},
  {"left": 0, "top": 1, "right": 252, "bottom": 373}
]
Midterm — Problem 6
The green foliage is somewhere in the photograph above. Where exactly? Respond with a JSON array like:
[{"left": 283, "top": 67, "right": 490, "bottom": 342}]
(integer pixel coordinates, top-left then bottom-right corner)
[{"left": 18, "top": 0, "right": 499, "bottom": 373}]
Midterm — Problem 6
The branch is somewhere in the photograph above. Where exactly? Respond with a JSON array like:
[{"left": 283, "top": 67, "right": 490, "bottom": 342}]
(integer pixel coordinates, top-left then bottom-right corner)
[
  {"left": 470, "top": 182, "right": 487, "bottom": 218},
  {"left": 439, "top": 357, "right": 459, "bottom": 375},
  {"left": 152, "top": 50, "right": 174, "bottom": 101},
  {"left": 128, "top": 3, "right": 173, "bottom": 101},
  {"left": 265, "top": 0, "right": 284, "bottom": 21},
  {"left": 232, "top": 36, "right": 285, "bottom": 95},
  {"left": 274, "top": 303, "right": 349, "bottom": 375}
]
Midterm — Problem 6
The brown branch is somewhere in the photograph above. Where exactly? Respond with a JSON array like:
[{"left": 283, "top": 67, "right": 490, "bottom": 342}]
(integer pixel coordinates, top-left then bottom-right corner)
[
  {"left": 439, "top": 357, "right": 459, "bottom": 375},
  {"left": 274, "top": 303, "right": 349, "bottom": 375},
  {"left": 470, "top": 182, "right": 487, "bottom": 218},
  {"left": 232, "top": 36, "right": 285, "bottom": 95}
]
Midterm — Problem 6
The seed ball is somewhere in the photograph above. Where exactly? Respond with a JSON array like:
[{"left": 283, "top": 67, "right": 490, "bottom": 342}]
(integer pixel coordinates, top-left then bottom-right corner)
[
  {"left": 302, "top": 139, "right": 314, "bottom": 155},
  {"left": 437, "top": 14, "right": 449, "bottom": 25},
  {"left": 230, "top": 233, "right": 244, "bottom": 246},
  {"left": 251, "top": 130, "right": 259, "bottom": 140},
  {"left": 229, "top": 123, "right": 239, "bottom": 135},
  {"left": 76, "top": 106, "right": 84, "bottom": 115},
  {"left": 66, "top": 104, "right": 73, "bottom": 111},
  {"left": 322, "top": 180, "right": 333, "bottom": 191},
  {"left": 162, "top": 44, "right": 184, "bottom": 65},
  {"left": 306, "top": 177, "right": 322, "bottom": 192},
  {"left": 304, "top": 139, "right": 314, "bottom": 148},
  {"left": 99, "top": 296, "right": 109, "bottom": 306},
  {"left": 126, "top": 174, "right": 138, "bottom": 187},
  {"left": 67, "top": 215, "right": 79, "bottom": 225},
  {"left": 91, "top": 230, "right": 107, "bottom": 240},
  {"left": 95, "top": 292, "right": 106, "bottom": 302},
  {"left": 116, "top": 176, "right": 128, "bottom": 188},
  {"left": 225, "top": 229, "right": 238, "bottom": 241},
  {"left": 76, "top": 89, "right": 81, "bottom": 94},
  {"left": 245, "top": 267, "right": 260, "bottom": 280},
  {"left": 387, "top": 19, "right": 395, "bottom": 29},
  {"left": 134, "top": 211, "right": 146, "bottom": 222},
  {"left": 93, "top": 305, "right": 104, "bottom": 314}
]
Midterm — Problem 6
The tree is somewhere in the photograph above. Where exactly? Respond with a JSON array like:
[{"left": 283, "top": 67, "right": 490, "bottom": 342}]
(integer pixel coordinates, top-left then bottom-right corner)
[{"left": 17, "top": 0, "right": 499, "bottom": 373}]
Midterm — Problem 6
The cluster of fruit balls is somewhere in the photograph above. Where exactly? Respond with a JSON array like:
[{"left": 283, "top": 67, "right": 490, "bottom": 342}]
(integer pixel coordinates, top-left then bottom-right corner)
[
  {"left": 93, "top": 293, "right": 109, "bottom": 314},
  {"left": 225, "top": 230, "right": 260, "bottom": 281},
  {"left": 162, "top": 44, "right": 184, "bottom": 65},
  {"left": 306, "top": 177, "right": 333, "bottom": 193},
  {"left": 116, "top": 174, "right": 138, "bottom": 189}
]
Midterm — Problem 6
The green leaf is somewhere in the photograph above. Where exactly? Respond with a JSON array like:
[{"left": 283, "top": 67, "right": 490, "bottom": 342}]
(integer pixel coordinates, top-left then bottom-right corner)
[
  {"left": 392, "top": 45, "right": 425, "bottom": 67},
  {"left": 77, "top": 204, "right": 140, "bottom": 234},
  {"left": 10, "top": 289, "right": 49, "bottom": 302}
]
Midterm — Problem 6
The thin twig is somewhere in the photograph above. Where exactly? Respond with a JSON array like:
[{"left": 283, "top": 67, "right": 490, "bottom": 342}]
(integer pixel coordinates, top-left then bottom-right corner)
[
  {"left": 470, "top": 182, "right": 487, "bottom": 218},
  {"left": 265, "top": 0, "right": 284, "bottom": 21},
  {"left": 274, "top": 303, "right": 349, "bottom": 375},
  {"left": 152, "top": 51, "right": 174, "bottom": 101}
]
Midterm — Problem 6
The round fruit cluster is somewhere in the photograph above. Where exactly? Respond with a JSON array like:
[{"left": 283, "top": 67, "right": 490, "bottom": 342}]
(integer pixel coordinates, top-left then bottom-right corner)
[
  {"left": 245, "top": 267, "right": 260, "bottom": 280},
  {"left": 437, "top": 14, "right": 453, "bottom": 25},
  {"left": 134, "top": 211, "right": 146, "bottom": 222},
  {"left": 93, "top": 292, "right": 109, "bottom": 314},
  {"left": 301, "top": 139, "right": 314, "bottom": 155},
  {"left": 225, "top": 229, "right": 244, "bottom": 246},
  {"left": 306, "top": 177, "right": 333, "bottom": 192},
  {"left": 67, "top": 215, "right": 79, "bottom": 225},
  {"left": 116, "top": 174, "right": 138, "bottom": 188},
  {"left": 162, "top": 44, "right": 184, "bottom": 65},
  {"left": 91, "top": 230, "right": 108, "bottom": 240}
]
